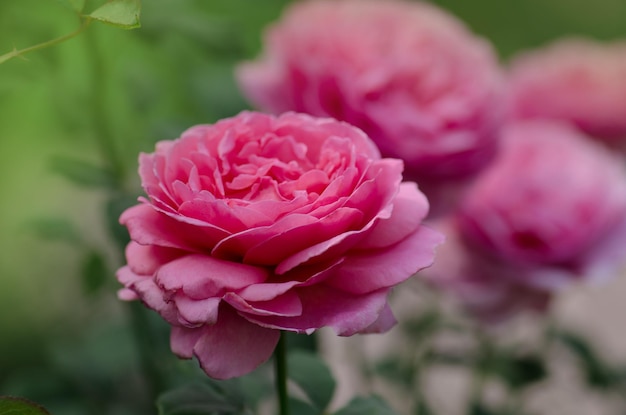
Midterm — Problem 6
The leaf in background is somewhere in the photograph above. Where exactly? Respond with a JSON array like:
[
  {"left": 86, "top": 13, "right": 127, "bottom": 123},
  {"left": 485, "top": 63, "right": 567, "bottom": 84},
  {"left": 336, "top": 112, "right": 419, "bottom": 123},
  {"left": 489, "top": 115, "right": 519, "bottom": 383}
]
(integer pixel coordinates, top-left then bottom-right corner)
[
  {"left": 80, "top": 250, "right": 109, "bottom": 296},
  {"left": 49, "top": 156, "right": 116, "bottom": 189},
  {"left": 55, "top": 0, "right": 86, "bottom": 13},
  {"left": 490, "top": 353, "right": 547, "bottom": 390},
  {"left": 287, "top": 351, "right": 336, "bottom": 411},
  {"left": 156, "top": 380, "right": 247, "bottom": 415},
  {"left": 237, "top": 367, "right": 274, "bottom": 411},
  {"left": 557, "top": 331, "right": 617, "bottom": 389},
  {"left": 469, "top": 402, "right": 500, "bottom": 415},
  {"left": 26, "top": 217, "right": 82, "bottom": 245},
  {"left": 288, "top": 398, "right": 320, "bottom": 415},
  {"left": 106, "top": 193, "right": 137, "bottom": 250},
  {"left": 87, "top": 0, "right": 141, "bottom": 29},
  {"left": 372, "top": 357, "right": 413, "bottom": 388},
  {"left": 333, "top": 396, "right": 400, "bottom": 415},
  {"left": 0, "top": 396, "right": 51, "bottom": 415},
  {"left": 401, "top": 311, "right": 440, "bottom": 340}
]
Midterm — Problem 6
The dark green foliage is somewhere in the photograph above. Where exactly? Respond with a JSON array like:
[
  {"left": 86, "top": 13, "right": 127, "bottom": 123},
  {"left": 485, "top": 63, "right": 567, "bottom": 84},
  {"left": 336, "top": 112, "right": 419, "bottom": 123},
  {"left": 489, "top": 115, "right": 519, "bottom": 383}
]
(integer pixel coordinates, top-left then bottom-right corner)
[
  {"left": 287, "top": 351, "right": 336, "bottom": 412},
  {"left": 0, "top": 396, "right": 51, "bottom": 415},
  {"left": 333, "top": 396, "right": 400, "bottom": 415}
]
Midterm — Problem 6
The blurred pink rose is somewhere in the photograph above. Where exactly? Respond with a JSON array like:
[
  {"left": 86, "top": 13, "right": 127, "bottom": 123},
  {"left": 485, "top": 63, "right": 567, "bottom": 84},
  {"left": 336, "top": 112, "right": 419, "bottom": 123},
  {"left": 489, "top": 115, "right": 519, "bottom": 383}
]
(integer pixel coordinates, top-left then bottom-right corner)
[
  {"left": 237, "top": 0, "right": 505, "bottom": 185},
  {"left": 508, "top": 38, "right": 626, "bottom": 145},
  {"left": 116, "top": 111, "right": 443, "bottom": 379},
  {"left": 458, "top": 120, "right": 626, "bottom": 290},
  {"left": 425, "top": 219, "right": 551, "bottom": 323}
]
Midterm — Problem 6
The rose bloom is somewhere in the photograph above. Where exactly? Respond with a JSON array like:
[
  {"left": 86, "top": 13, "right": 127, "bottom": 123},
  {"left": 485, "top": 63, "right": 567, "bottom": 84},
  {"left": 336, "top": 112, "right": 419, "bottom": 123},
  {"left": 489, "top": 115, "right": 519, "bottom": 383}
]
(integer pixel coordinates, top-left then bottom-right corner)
[
  {"left": 236, "top": 0, "right": 505, "bottom": 188},
  {"left": 116, "top": 111, "right": 442, "bottom": 379},
  {"left": 425, "top": 219, "right": 551, "bottom": 323},
  {"left": 457, "top": 120, "right": 626, "bottom": 291},
  {"left": 508, "top": 38, "right": 626, "bottom": 146}
]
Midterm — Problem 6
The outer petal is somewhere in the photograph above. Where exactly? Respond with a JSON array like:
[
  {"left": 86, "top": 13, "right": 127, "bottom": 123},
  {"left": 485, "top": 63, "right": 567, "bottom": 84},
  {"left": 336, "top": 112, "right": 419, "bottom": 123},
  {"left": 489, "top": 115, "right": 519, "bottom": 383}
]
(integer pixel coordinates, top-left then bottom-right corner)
[
  {"left": 224, "top": 291, "right": 303, "bottom": 317},
  {"left": 117, "top": 266, "right": 178, "bottom": 324},
  {"left": 327, "top": 225, "right": 444, "bottom": 294},
  {"left": 170, "top": 307, "right": 281, "bottom": 379},
  {"left": 245, "top": 285, "right": 391, "bottom": 336},
  {"left": 358, "top": 303, "right": 397, "bottom": 334},
  {"left": 155, "top": 254, "right": 269, "bottom": 300},
  {"left": 121, "top": 203, "right": 229, "bottom": 251},
  {"left": 125, "top": 242, "right": 182, "bottom": 276},
  {"left": 358, "top": 182, "right": 430, "bottom": 249}
]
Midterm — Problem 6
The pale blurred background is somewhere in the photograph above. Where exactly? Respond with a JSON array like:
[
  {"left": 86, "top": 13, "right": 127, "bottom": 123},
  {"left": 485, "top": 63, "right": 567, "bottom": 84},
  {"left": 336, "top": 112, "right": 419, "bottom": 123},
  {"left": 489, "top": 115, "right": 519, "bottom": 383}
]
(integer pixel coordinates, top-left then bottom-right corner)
[{"left": 0, "top": 0, "right": 625, "bottom": 413}]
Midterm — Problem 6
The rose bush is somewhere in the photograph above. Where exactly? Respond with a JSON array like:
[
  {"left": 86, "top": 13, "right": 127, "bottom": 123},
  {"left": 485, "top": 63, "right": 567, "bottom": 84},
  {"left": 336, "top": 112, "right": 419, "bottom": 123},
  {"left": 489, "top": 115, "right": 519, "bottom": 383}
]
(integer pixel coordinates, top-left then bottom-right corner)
[
  {"left": 457, "top": 120, "right": 626, "bottom": 291},
  {"left": 236, "top": 0, "right": 505, "bottom": 187},
  {"left": 116, "top": 111, "right": 442, "bottom": 379},
  {"left": 508, "top": 38, "right": 626, "bottom": 146}
]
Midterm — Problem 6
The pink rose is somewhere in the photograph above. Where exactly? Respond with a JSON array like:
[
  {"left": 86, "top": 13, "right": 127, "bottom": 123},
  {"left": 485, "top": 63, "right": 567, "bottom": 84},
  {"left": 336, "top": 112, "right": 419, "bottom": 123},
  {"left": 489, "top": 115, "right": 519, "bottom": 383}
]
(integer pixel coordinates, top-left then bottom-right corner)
[
  {"left": 236, "top": 0, "right": 505, "bottom": 185},
  {"left": 116, "top": 111, "right": 443, "bottom": 379},
  {"left": 425, "top": 219, "right": 551, "bottom": 323},
  {"left": 508, "top": 38, "right": 626, "bottom": 145},
  {"left": 457, "top": 120, "right": 626, "bottom": 290}
]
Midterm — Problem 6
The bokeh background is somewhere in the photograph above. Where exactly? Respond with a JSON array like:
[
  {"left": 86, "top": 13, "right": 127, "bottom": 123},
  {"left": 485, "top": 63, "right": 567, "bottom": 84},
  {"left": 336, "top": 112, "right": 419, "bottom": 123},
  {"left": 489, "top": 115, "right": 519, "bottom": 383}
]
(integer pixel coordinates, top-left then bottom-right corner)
[{"left": 1, "top": 0, "right": 625, "bottom": 413}]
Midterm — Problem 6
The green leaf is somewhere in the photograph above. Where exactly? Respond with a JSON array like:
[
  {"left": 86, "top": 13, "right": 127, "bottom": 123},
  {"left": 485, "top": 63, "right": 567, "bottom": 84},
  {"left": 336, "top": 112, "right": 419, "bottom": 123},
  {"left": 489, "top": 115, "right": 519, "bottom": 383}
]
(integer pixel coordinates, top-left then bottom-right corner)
[
  {"left": 373, "top": 357, "right": 413, "bottom": 388},
  {"left": 414, "top": 399, "right": 434, "bottom": 415},
  {"left": 56, "top": 0, "right": 86, "bottom": 13},
  {"left": 469, "top": 402, "right": 500, "bottom": 415},
  {"left": 87, "top": 0, "right": 141, "bottom": 29},
  {"left": 402, "top": 311, "right": 440, "bottom": 339},
  {"left": 0, "top": 396, "right": 51, "bottom": 414},
  {"left": 81, "top": 250, "right": 109, "bottom": 296},
  {"left": 157, "top": 380, "right": 247, "bottom": 415},
  {"left": 106, "top": 193, "right": 137, "bottom": 250},
  {"left": 490, "top": 353, "right": 547, "bottom": 390},
  {"left": 237, "top": 368, "right": 273, "bottom": 410},
  {"left": 333, "top": 396, "right": 399, "bottom": 415},
  {"left": 287, "top": 351, "right": 335, "bottom": 411},
  {"left": 288, "top": 398, "right": 319, "bottom": 415},
  {"left": 557, "top": 331, "right": 617, "bottom": 389},
  {"left": 49, "top": 156, "right": 116, "bottom": 189},
  {"left": 26, "top": 217, "right": 82, "bottom": 245}
]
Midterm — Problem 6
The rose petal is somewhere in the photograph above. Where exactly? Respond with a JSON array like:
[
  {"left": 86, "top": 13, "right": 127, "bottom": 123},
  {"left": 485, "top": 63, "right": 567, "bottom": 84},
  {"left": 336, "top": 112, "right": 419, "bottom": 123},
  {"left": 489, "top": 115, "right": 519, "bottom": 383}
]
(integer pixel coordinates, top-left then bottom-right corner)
[
  {"left": 359, "top": 182, "right": 430, "bottom": 249},
  {"left": 224, "top": 291, "right": 303, "bottom": 317},
  {"left": 327, "top": 225, "right": 444, "bottom": 294},
  {"left": 358, "top": 303, "right": 397, "bottom": 334},
  {"left": 174, "top": 295, "right": 221, "bottom": 326},
  {"left": 170, "top": 307, "right": 281, "bottom": 379},
  {"left": 125, "top": 242, "right": 183, "bottom": 276},
  {"left": 121, "top": 203, "right": 229, "bottom": 251},
  {"left": 245, "top": 285, "right": 391, "bottom": 336},
  {"left": 156, "top": 254, "right": 269, "bottom": 300}
]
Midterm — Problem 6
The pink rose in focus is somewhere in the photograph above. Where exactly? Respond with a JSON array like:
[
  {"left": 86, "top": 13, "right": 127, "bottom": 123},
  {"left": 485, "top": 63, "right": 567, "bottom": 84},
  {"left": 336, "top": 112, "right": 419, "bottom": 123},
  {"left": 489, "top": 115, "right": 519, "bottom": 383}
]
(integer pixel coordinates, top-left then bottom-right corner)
[
  {"left": 116, "top": 111, "right": 443, "bottom": 379},
  {"left": 237, "top": 0, "right": 506, "bottom": 186},
  {"left": 458, "top": 120, "right": 626, "bottom": 290},
  {"left": 508, "top": 38, "right": 626, "bottom": 145}
]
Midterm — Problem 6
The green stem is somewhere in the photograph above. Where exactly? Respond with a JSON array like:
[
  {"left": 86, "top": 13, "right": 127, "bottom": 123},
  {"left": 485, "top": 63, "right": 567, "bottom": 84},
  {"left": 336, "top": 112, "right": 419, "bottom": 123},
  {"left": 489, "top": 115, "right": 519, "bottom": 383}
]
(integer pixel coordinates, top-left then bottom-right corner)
[
  {"left": 0, "top": 18, "right": 92, "bottom": 64},
  {"left": 84, "top": 26, "right": 127, "bottom": 188},
  {"left": 127, "top": 301, "right": 166, "bottom": 405},
  {"left": 275, "top": 331, "right": 289, "bottom": 415},
  {"left": 468, "top": 326, "right": 490, "bottom": 413}
]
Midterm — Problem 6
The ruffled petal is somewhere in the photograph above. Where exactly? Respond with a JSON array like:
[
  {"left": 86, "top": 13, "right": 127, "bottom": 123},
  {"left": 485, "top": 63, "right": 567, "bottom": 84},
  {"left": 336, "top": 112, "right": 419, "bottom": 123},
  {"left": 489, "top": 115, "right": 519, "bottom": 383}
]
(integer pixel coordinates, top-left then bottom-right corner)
[
  {"left": 170, "top": 307, "right": 281, "bottom": 379},
  {"left": 224, "top": 291, "right": 303, "bottom": 317},
  {"left": 358, "top": 303, "right": 397, "bottom": 334},
  {"left": 327, "top": 225, "right": 444, "bottom": 294},
  {"left": 245, "top": 285, "right": 391, "bottom": 336},
  {"left": 120, "top": 203, "right": 230, "bottom": 251},
  {"left": 155, "top": 254, "right": 269, "bottom": 300},
  {"left": 358, "top": 182, "right": 430, "bottom": 249}
]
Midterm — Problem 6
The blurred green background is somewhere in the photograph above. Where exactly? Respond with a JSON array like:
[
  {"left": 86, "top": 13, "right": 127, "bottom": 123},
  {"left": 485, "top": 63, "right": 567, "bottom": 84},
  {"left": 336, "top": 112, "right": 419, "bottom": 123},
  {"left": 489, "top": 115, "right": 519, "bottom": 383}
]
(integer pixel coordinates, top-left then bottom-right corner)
[{"left": 0, "top": 0, "right": 624, "bottom": 413}]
